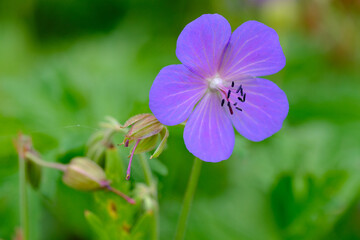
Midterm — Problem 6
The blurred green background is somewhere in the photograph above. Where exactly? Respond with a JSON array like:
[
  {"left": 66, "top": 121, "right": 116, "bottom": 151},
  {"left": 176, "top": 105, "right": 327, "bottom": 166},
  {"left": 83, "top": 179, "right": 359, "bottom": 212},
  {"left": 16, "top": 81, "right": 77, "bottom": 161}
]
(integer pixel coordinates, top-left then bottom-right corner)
[{"left": 1, "top": 0, "right": 360, "bottom": 239}]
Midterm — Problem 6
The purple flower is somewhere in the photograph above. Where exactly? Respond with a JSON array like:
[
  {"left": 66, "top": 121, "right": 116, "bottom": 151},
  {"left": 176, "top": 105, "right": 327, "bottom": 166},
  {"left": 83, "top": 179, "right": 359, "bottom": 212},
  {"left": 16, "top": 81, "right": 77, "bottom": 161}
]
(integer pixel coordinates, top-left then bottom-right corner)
[{"left": 149, "top": 14, "right": 289, "bottom": 162}]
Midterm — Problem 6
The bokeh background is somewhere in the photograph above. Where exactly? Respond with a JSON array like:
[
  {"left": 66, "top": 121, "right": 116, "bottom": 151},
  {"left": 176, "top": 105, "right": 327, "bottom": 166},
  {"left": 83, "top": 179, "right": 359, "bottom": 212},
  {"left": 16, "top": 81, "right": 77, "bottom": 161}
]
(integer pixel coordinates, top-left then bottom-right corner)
[{"left": 1, "top": 0, "right": 360, "bottom": 239}]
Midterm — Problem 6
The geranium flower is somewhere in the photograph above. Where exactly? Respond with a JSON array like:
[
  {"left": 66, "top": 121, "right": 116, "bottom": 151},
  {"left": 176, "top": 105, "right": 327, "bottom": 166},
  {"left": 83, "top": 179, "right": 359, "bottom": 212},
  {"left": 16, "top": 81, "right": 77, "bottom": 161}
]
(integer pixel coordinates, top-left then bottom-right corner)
[{"left": 149, "top": 14, "right": 289, "bottom": 162}]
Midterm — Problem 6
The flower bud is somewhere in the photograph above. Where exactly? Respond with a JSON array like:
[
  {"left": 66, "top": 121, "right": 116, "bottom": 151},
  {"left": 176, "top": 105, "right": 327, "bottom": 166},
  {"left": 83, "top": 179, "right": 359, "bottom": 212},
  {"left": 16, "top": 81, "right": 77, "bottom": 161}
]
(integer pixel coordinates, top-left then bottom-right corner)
[
  {"left": 122, "top": 114, "right": 164, "bottom": 144},
  {"left": 62, "top": 158, "right": 136, "bottom": 204},
  {"left": 86, "top": 116, "right": 127, "bottom": 164},
  {"left": 119, "top": 114, "right": 169, "bottom": 180},
  {"left": 62, "top": 157, "right": 109, "bottom": 191}
]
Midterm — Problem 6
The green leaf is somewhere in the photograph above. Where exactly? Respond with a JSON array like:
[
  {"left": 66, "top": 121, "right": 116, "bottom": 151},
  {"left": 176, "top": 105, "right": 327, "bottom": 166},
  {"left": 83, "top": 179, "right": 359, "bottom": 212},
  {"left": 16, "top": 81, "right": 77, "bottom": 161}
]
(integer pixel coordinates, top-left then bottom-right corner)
[
  {"left": 131, "top": 211, "right": 156, "bottom": 240},
  {"left": 84, "top": 210, "right": 110, "bottom": 240},
  {"left": 149, "top": 158, "right": 168, "bottom": 176},
  {"left": 105, "top": 146, "right": 124, "bottom": 185},
  {"left": 270, "top": 171, "right": 348, "bottom": 238}
]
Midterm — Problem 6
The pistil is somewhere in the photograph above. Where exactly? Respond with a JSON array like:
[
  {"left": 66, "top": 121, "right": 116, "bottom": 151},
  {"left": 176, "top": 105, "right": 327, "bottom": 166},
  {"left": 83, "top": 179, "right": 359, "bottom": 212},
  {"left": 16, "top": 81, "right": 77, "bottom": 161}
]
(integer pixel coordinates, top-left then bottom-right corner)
[{"left": 227, "top": 102, "right": 233, "bottom": 115}]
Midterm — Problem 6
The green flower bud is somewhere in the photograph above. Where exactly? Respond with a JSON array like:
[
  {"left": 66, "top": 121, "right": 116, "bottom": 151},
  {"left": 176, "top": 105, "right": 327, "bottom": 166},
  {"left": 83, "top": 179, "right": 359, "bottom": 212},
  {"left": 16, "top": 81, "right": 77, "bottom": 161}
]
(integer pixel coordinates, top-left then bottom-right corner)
[
  {"left": 86, "top": 116, "right": 127, "bottom": 164},
  {"left": 62, "top": 158, "right": 136, "bottom": 204},
  {"left": 119, "top": 114, "right": 169, "bottom": 180},
  {"left": 62, "top": 157, "right": 109, "bottom": 191},
  {"left": 123, "top": 114, "right": 164, "bottom": 143}
]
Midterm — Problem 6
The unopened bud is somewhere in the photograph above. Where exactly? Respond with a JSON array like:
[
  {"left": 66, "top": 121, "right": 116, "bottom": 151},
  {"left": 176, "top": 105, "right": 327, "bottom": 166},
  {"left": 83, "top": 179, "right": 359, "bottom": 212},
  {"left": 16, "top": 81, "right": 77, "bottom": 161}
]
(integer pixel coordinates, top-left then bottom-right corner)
[
  {"left": 119, "top": 114, "right": 169, "bottom": 180},
  {"left": 62, "top": 157, "right": 136, "bottom": 204},
  {"left": 122, "top": 114, "right": 164, "bottom": 144},
  {"left": 62, "top": 157, "right": 108, "bottom": 191}
]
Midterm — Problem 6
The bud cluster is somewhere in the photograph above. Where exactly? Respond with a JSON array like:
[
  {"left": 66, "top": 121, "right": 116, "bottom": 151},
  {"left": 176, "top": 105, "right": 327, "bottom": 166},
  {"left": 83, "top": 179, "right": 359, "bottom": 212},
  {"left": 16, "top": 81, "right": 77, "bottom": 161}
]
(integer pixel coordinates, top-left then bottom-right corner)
[{"left": 14, "top": 114, "right": 169, "bottom": 205}]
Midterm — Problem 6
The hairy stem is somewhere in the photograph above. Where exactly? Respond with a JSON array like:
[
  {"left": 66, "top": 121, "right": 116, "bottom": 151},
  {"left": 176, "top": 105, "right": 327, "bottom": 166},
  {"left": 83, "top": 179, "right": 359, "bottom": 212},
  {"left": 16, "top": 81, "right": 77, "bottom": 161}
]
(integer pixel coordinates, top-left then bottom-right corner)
[
  {"left": 139, "top": 153, "right": 153, "bottom": 186},
  {"left": 106, "top": 186, "right": 136, "bottom": 205},
  {"left": 140, "top": 153, "right": 159, "bottom": 240},
  {"left": 18, "top": 151, "right": 29, "bottom": 240},
  {"left": 25, "top": 152, "right": 67, "bottom": 172},
  {"left": 174, "top": 157, "right": 202, "bottom": 240}
]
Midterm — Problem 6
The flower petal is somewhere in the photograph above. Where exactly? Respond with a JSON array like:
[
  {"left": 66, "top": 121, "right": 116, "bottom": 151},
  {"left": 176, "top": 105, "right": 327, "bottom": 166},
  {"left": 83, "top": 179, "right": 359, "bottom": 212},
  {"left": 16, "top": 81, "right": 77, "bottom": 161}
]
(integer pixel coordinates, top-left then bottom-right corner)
[
  {"left": 149, "top": 64, "right": 207, "bottom": 126},
  {"left": 184, "top": 93, "right": 235, "bottom": 162},
  {"left": 229, "top": 78, "right": 288, "bottom": 141},
  {"left": 220, "top": 21, "right": 285, "bottom": 79},
  {"left": 176, "top": 14, "right": 231, "bottom": 78}
]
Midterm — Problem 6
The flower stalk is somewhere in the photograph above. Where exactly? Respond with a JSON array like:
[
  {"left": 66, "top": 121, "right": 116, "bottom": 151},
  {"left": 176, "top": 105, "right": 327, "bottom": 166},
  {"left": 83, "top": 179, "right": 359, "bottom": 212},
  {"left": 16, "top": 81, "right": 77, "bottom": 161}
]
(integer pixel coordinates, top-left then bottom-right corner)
[
  {"left": 25, "top": 152, "right": 67, "bottom": 171},
  {"left": 174, "top": 157, "right": 202, "bottom": 240},
  {"left": 105, "top": 185, "right": 136, "bottom": 205},
  {"left": 18, "top": 145, "right": 29, "bottom": 240},
  {"left": 139, "top": 153, "right": 153, "bottom": 186},
  {"left": 139, "top": 153, "right": 159, "bottom": 239}
]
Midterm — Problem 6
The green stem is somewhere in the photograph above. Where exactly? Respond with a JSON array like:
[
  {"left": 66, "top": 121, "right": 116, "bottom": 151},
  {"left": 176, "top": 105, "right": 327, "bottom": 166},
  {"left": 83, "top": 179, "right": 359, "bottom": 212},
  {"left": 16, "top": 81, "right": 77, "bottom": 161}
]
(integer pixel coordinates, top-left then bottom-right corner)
[
  {"left": 19, "top": 152, "right": 29, "bottom": 240},
  {"left": 25, "top": 152, "right": 67, "bottom": 171},
  {"left": 139, "top": 153, "right": 153, "bottom": 186},
  {"left": 174, "top": 157, "right": 202, "bottom": 240},
  {"left": 139, "top": 153, "right": 159, "bottom": 240}
]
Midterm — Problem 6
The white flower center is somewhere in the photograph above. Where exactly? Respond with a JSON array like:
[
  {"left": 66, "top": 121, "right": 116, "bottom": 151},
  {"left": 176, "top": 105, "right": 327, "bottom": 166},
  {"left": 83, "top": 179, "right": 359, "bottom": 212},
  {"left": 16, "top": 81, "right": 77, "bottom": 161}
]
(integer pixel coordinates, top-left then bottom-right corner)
[{"left": 208, "top": 77, "right": 223, "bottom": 91}]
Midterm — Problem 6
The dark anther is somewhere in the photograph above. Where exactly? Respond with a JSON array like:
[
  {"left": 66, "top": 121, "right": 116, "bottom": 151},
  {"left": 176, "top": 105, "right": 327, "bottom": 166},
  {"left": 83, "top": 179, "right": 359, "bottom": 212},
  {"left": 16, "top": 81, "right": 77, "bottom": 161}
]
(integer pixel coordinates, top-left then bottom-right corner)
[
  {"left": 231, "top": 81, "right": 234, "bottom": 87},
  {"left": 236, "top": 85, "right": 243, "bottom": 96},
  {"left": 227, "top": 90, "right": 231, "bottom": 99},
  {"left": 237, "top": 93, "right": 246, "bottom": 102},
  {"left": 236, "top": 85, "right": 242, "bottom": 93},
  {"left": 235, "top": 107, "right": 243, "bottom": 111},
  {"left": 233, "top": 102, "right": 238, "bottom": 106},
  {"left": 221, "top": 99, "right": 225, "bottom": 106},
  {"left": 227, "top": 102, "right": 233, "bottom": 115}
]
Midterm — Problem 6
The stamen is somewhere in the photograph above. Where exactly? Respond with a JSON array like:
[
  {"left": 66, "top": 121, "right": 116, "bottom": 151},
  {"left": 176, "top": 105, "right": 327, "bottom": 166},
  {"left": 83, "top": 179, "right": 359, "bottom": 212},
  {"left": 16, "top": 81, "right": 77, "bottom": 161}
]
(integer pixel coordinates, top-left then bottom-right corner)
[
  {"left": 236, "top": 85, "right": 243, "bottom": 95},
  {"left": 220, "top": 89, "right": 230, "bottom": 102},
  {"left": 227, "top": 102, "right": 233, "bottom": 115},
  {"left": 126, "top": 139, "right": 141, "bottom": 180},
  {"left": 235, "top": 107, "right": 243, "bottom": 111},
  {"left": 233, "top": 102, "right": 237, "bottom": 106},
  {"left": 221, "top": 99, "right": 225, "bottom": 106},
  {"left": 227, "top": 90, "right": 231, "bottom": 98},
  {"left": 231, "top": 81, "right": 234, "bottom": 87},
  {"left": 237, "top": 93, "right": 246, "bottom": 102},
  {"left": 124, "top": 139, "right": 130, "bottom": 147}
]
